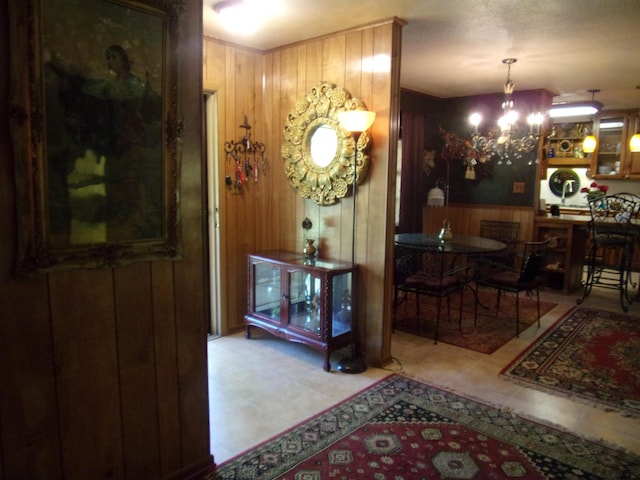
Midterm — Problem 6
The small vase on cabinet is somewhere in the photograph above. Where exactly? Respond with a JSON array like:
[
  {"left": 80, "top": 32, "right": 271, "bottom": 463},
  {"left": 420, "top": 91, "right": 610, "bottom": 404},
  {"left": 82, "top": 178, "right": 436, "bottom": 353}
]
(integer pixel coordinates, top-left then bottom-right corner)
[{"left": 303, "top": 239, "right": 317, "bottom": 257}]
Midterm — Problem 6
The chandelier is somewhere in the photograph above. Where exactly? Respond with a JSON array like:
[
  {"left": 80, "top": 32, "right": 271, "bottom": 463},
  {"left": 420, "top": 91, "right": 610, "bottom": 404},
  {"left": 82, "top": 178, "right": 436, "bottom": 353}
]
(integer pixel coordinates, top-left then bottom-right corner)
[{"left": 468, "top": 58, "right": 543, "bottom": 165}]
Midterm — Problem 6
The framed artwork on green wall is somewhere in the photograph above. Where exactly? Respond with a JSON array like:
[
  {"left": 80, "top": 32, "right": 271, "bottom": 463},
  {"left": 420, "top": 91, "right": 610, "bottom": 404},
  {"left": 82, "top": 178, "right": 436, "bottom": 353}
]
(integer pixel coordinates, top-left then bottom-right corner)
[{"left": 8, "top": 0, "right": 184, "bottom": 276}]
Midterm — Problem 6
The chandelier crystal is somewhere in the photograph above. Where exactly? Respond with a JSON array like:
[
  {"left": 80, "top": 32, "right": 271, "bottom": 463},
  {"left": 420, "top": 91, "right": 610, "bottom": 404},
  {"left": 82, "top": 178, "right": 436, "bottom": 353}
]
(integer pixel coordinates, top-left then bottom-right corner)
[{"left": 468, "top": 58, "right": 543, "bottom": 166}]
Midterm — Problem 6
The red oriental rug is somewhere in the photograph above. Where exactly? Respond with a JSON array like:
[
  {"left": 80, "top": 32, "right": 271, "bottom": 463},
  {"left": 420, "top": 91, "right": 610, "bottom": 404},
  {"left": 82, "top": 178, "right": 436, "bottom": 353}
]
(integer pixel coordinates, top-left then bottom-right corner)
[
  {"left": 501, "top": 307, "right": 640, "bottom": 418},
  {"left": 214, "top": 374, "right": 640, "bottom": 479},
  {"left": 393, "top": 289, "right": 558, "bottom": 354}
]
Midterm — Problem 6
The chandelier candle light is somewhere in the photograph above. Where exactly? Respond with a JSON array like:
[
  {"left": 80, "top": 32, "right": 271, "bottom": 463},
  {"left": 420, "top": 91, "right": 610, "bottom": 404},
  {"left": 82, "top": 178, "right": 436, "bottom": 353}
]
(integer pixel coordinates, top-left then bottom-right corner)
[{"left": 468, "top": 58, "right": 543, "bottom": 165}]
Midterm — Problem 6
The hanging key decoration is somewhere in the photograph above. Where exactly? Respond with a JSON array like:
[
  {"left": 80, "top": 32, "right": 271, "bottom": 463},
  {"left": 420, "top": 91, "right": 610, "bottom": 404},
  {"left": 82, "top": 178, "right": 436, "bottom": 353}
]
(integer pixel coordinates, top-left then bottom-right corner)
[{"left": 223, "top": 115, "right": 266, "bottom": 193}]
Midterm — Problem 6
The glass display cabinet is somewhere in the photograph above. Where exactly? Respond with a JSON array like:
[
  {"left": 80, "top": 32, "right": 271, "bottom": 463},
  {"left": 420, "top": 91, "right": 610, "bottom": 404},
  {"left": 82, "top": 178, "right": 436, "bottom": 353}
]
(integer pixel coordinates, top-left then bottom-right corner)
[
  {"left": 589, "top": 109, "right": 640, "bottom": 179},
  {"left": 245, "top": 251, "right": 355, "bottom": 371},
  {"left": 592, "top": 111, "right": 627, "bottom": 178}
]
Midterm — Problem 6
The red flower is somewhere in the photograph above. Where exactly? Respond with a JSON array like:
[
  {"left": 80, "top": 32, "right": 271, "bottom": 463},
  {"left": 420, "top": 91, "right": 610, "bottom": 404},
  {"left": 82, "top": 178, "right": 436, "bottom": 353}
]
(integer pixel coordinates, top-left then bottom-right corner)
[{"left": 581, "top": 181, "right": 608, "bottom": 197}]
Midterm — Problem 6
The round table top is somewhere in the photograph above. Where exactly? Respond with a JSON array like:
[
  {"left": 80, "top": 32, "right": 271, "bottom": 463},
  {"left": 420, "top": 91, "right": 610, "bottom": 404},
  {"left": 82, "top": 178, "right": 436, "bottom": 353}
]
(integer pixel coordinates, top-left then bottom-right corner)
[{"left": 394, "top": 233, "right": 506, "bottom": 254}]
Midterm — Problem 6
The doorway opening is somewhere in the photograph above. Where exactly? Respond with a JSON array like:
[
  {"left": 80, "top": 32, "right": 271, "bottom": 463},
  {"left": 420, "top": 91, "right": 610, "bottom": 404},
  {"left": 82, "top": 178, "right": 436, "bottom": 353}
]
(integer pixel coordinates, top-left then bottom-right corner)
[{"left": 204, "top": 91, "right": 222, "bottom": 337}]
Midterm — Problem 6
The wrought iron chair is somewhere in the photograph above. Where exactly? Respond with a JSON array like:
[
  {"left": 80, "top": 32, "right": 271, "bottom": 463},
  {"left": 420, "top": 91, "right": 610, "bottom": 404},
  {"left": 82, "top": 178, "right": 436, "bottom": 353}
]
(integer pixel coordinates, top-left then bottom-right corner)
[
  {"left": 577, "top": 193, "right": 638, "bottom": 312},
  {"left": 394, "top": 245, "right": 474, "bottom": 344},
  {"left": 475, "top": 240, "right": 549, "bottom": 337},
  {"left": 479, "top": 220, "right": 521, "bottom": 269}
]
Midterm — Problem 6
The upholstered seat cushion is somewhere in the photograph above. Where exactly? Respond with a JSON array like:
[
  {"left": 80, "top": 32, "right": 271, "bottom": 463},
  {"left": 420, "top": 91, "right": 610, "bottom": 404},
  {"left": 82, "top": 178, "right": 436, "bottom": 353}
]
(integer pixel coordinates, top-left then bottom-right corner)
[{"left": 405, "top": 272, "right": 462, "bottom": 289}]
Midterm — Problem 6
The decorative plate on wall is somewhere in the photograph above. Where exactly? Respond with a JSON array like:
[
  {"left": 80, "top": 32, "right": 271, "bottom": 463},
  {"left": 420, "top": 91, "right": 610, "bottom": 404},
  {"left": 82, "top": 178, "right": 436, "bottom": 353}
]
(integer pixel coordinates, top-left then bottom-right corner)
[{"left": 549, "top": 168, "right": 580, "bottom": 198}]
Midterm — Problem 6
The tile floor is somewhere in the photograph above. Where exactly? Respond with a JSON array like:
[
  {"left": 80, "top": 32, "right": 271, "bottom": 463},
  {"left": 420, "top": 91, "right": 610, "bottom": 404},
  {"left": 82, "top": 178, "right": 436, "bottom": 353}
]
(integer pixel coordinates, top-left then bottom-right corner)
[{"left": 208, "top": 280, "right": 640, "bottom": 465}]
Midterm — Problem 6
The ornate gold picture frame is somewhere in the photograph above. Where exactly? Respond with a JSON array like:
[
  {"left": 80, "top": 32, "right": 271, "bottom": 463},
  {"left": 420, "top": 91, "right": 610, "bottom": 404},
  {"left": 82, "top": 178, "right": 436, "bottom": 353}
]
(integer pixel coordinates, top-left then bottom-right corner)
[
  {"left": 282, "top": 83, "right": 372, "bottom": 206},
  {"left": 8, "top": 0, "right": 183, "bottom": 276}
]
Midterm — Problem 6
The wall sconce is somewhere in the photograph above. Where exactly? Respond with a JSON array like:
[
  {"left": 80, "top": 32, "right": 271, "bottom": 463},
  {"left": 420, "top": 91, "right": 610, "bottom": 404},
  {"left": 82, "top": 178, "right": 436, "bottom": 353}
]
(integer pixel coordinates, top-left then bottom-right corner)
[
  {"left": 426, "top": 178, "right": 447, "bottom": 207},
  {"left": 224, "top": 115, "right": 266, "bottom": 194}
]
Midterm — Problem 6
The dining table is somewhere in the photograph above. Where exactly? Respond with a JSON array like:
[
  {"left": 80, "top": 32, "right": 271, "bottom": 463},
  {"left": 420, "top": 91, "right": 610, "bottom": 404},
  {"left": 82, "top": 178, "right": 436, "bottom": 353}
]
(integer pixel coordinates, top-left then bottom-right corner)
[
  {"left": 394, "top": 233, "right": 508, "bottom": 312},
  {"left": 394, "top": 233, "right": 507, "bottom": 256}
]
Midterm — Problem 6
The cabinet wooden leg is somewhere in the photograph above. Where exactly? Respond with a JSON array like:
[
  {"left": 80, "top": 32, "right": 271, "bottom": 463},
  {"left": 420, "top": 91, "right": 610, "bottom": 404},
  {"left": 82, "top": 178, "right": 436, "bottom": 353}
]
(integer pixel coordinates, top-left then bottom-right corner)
[
  {"left": 245, "top": 325, "right": 252, "bottom": 339},
  {"left": 323, "top": 355, "right": 331, "bottom": 372}
]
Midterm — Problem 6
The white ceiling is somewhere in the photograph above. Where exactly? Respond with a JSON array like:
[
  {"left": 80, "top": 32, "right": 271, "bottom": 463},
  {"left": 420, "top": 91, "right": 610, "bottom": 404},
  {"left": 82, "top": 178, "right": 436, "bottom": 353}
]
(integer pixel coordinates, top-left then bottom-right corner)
[{"left": 203, "top": 0, "right": 640, "bottom": 111}]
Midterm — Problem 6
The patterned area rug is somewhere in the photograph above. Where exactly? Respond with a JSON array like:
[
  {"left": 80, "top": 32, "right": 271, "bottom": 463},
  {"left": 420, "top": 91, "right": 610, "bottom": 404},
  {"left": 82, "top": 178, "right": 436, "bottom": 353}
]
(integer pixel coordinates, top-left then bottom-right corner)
[
  {"left": 501, "top": 307, "right": 640, "bottom": 418},
  {"left": 215, "top": 375, "right": 639, "bottom": 479},
  {"left": 393, "top": 289, "right": 558, "bottom": 354}
]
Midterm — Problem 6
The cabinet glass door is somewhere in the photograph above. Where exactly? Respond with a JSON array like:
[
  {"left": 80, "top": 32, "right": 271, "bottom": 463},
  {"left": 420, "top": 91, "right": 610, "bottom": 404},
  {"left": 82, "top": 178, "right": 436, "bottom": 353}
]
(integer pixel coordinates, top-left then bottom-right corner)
[
  {"left": 254, "top": 262, "right": 281, "bottom": 320},
  {"left": 331, "top": 272, "right": 352, "bottom": 338},
  {"left": 596, "top": 115, "right": 625, "bottom": 175},
  {"left": 288, "top": 269, "right": 321, "bottom": 334}
]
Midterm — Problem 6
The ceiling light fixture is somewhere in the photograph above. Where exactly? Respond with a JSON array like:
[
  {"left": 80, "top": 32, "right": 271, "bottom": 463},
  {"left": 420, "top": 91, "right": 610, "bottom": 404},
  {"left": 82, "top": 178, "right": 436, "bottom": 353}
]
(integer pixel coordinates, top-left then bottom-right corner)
[
  {"left": 468, "top": 58, "right": 543, "bottom": 166},
  {"left": 213, "top": 0, "right": 262, "bottom": 34},
  {"left": 548, "top": 89, "right": 603, "bottom": 119}
]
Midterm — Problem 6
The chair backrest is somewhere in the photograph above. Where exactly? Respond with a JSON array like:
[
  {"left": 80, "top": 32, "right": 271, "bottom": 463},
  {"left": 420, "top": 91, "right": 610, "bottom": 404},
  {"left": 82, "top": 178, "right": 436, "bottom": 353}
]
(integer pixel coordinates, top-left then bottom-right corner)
[
  {"left": 518, "top": 240, "right": 549, "bottom": 283},
  {"left": 616, "top": 192, "right": 640, "bottom": 219},
  {"left": 588, "top": 193, "right": 637, "bottom": 239},
  {"left": 480, "top": 220, "right": 520, "bottom": 255},
  {"left": 480, "top": 220, "right": 520, "bottom": 243}
]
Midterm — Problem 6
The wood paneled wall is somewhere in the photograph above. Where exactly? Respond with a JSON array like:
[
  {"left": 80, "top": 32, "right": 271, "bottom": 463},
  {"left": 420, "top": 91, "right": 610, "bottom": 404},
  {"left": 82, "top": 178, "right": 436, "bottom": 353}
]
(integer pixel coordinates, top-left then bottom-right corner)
[
  {"left": 423, "top": 204, "right": 536, "bottom": 247},
  {"left": 0, "top": 1, "right": 214, "bottom": 479},
  {"left": 203, "top": 19, "right": 404, "bottom": 367}
]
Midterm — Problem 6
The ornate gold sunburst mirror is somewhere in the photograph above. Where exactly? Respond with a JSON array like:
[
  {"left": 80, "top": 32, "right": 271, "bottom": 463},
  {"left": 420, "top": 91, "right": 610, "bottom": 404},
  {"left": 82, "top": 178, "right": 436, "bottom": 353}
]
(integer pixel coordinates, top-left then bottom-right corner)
[{"left": 282, "top": 82, "right": 372, "bottom": 206}]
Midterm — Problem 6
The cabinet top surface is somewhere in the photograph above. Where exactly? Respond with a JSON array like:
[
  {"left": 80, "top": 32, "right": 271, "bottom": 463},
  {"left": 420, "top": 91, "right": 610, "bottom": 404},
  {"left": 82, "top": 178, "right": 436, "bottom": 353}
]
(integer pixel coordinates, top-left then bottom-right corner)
[{"left": 250, "top": 251, "right": 354, "bottom": 271}]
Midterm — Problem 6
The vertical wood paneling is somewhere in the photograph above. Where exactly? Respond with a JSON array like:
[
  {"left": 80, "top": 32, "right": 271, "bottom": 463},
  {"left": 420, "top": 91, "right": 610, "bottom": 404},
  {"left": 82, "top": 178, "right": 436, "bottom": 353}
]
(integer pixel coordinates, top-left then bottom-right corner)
[
  {"left": 49, "top": 269, "right": 124, "bottom": 480},
  {"left": 202, "top": 19, "right": 402, "bottom": 368},
  {"left": 1, "top": 1, "right": 211, "bottom": 478},
  {"left": 423, "top": 205, "right": 536, "bottom": 248},
  {"left": 362, "top": 23, "right": 396, "bottom": 360},
  {"left": 0, "top": 277, "right": 61, "bottom": 479},
  {"left": 174, "top": 3, "right": 209, "bottom": 465},
  {"left": 151, "top": 261, "right": 181, "bottom": 476},
  {"left": 113, "top": 263, "right": 159, "bottom": 479}
]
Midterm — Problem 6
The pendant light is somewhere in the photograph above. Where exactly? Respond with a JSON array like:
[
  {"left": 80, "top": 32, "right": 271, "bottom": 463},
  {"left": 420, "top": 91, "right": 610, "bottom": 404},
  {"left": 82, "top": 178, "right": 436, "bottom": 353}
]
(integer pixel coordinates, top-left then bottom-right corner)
[
  {"left": 631, "top": 87, "right": 640, "bottom": 152},
  {"left": 582, "top": 89, "right": 600, "bottom": 154},
  {"left": 630, "top": 133, "right": 640, "bottom": 153}
]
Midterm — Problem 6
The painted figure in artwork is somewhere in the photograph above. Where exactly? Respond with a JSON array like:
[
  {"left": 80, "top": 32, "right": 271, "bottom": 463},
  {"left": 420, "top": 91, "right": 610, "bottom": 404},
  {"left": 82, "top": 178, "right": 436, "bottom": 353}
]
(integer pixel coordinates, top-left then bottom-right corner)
[{"left": 46, "top": 44, "right": 162, "bottom": 246}]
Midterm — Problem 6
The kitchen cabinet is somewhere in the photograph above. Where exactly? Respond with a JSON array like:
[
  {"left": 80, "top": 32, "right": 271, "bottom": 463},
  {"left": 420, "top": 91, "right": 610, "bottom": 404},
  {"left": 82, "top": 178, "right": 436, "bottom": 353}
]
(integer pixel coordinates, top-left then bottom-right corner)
[
  {"left": 535, "top": 217, "right": 588, "bottom": 293},
  {"left": 244, "top": 251, "right": 355, "bottom": 371},
  {"left": 628, "top": 113, "right": 640, "bottom": 179},
  {"left": 589, "top": 109, "right": 640, "bottom": 179},
  {"left": 546, "top": 121, "right": 593, "bottom": 167}
]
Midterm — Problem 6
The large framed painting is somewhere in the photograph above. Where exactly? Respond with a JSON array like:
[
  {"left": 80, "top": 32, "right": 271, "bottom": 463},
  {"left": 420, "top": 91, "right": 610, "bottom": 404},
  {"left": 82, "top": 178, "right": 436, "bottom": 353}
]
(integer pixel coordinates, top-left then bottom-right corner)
[{"left": 8, "top": 0, "right": 183, "bottom": 276}]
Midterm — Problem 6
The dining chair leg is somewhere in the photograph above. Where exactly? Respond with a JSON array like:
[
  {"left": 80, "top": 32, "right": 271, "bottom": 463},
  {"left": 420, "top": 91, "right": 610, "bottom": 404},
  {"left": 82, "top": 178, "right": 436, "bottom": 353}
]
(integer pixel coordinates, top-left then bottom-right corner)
[
  {"left": 434, "top": 296, "right": 442, "bottom": 345},
  {"left": 458, "top": 287, "right": 464, "bottom": 331},
  {"left": 536, "top": 287, "right": 541, "bottom": 328},
  {"left": 515, "top": 291, "right": 520, "bottom": 337},
  {"left": 473, "top": 284, "right": 478, "bottom": 327},
  {"left": 577, "top": 244, "right": 597, "bottom": 305}
]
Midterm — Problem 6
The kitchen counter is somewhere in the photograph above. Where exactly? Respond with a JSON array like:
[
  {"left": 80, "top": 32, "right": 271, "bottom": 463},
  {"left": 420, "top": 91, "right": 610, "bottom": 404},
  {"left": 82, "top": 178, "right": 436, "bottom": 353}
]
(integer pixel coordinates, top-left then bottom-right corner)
[{"left": 535, "top": 213, "right": 590, "bottom": 225}]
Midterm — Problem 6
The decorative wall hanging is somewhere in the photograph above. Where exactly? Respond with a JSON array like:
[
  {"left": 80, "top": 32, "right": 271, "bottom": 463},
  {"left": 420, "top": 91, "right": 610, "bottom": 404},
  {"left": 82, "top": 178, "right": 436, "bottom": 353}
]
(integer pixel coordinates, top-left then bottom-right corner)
[
  {"left": 282, "top": 82, "right": 372, "bottom": 206},
  {"left": 224, "top": 115, "right": 267, "bottom": 194},
  {"left": 8, "top": 0, "right": 182, "bottom": 276}
]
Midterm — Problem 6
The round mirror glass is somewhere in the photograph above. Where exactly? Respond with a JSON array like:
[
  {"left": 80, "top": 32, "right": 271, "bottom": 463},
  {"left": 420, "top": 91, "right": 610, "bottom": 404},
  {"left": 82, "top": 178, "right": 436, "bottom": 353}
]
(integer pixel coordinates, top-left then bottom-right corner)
[
  {"left": 309, "top": 125, "right": 338, "bottom": 167},
  {"left": 549, "top": 168, "right": 580, "bottom": 198}
]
